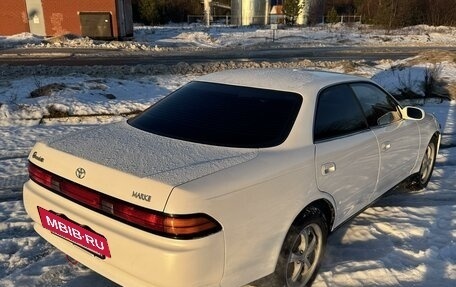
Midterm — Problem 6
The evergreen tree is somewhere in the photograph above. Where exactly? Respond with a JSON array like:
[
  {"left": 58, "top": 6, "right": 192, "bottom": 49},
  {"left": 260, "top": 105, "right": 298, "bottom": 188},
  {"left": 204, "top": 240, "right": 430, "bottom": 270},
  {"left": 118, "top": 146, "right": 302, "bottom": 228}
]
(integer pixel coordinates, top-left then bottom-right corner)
[
  {"left": 327, "top": 6, "right": 339, "bottom": 23},
  {"left": 136, "top": 0, "right": 201, "bottom": 25},
  {"left": 138, "top": 0, "right": 161, "bottom": 25},
  {"left": 283, "top": 0, "right": 304, "bottom": 26}
]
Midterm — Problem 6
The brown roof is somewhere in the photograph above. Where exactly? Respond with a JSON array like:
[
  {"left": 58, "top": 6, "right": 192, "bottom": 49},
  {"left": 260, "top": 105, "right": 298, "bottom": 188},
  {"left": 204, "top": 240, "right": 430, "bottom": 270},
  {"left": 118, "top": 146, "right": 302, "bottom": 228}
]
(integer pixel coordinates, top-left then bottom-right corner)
[{"left": 270, "top": 5, "right": 283, "bottom": 15}]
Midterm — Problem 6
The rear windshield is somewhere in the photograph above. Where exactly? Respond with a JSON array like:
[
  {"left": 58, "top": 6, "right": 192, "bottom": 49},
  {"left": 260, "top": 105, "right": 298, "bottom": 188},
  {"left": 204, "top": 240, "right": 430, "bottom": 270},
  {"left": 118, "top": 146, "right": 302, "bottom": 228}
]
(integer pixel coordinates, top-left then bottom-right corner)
[{"left": 128, "top": 81, "right": 302, "bottom": 148}]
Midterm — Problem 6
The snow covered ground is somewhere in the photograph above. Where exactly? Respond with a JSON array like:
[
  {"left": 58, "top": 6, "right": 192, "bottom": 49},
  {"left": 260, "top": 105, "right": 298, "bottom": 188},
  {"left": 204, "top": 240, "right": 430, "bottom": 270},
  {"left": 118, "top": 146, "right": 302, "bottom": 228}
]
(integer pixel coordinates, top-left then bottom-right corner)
[
  {"left": 0, "top": 24, "right": 455, "bottom": 286},
  {"left": 2, "top": 24, "right": 456, "bottom": 51}
]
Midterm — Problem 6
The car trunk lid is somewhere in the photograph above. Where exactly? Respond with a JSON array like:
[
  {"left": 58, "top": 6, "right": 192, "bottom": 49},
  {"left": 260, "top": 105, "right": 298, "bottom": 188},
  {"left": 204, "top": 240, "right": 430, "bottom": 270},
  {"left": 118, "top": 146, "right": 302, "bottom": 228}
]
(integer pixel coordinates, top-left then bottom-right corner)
[{"left": 36, "top": 121, "right": 257, "bottom": 211}]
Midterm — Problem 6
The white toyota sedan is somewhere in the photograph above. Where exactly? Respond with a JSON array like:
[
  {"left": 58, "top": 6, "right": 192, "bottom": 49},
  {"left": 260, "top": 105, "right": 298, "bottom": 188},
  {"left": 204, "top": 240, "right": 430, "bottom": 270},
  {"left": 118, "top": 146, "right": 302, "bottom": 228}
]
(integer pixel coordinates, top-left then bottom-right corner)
[{"left": 23, "top": 69, "right": 440, "bottom": 287}]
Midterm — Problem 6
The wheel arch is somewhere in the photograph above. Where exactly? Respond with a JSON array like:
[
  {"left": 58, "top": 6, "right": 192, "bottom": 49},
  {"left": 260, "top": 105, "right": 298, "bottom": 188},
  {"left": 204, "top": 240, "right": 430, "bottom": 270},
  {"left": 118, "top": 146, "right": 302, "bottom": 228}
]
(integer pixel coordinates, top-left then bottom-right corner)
[
  {"left": 407, "top": 130, "right": 440, "bottom": 190},
  {"left": 293, "top": 198, "right": 335, "bottom": 232},
  {"left": 432, "top": 131, "right": 441, "bottom": 154},
  {"left": 412, "top": 129, "right": 441, "bottom": 175}
]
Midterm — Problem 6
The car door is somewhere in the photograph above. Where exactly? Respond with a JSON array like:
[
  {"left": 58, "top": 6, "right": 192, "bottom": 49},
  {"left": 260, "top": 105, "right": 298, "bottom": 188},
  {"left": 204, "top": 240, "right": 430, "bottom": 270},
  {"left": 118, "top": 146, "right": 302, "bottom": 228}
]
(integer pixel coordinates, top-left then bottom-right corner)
[
  {"left": 350, "top": 83, "right": 420, "bottom": 201},
  {"left": 314, "top": 84, "right": 380, "bottom": 226}
]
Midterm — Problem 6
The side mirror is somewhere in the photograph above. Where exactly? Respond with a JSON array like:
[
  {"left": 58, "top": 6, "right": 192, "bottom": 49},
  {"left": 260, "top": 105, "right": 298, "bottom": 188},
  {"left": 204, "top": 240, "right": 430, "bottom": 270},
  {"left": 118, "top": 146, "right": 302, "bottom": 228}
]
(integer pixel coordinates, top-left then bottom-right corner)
[{"left": 401, "top": 106, "right": 425, "bottom": 120}]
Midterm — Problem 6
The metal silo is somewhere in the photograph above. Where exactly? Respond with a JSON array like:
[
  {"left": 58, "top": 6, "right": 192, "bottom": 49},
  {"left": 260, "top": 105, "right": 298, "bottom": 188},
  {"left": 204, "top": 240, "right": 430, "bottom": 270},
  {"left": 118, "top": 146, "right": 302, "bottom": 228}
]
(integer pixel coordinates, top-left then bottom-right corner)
[
  {"left": 231, "top": 0, "right": 270, "bottom": 26},
  {"left": 230, "top": 0, "right": 325, "bottom": 26}
]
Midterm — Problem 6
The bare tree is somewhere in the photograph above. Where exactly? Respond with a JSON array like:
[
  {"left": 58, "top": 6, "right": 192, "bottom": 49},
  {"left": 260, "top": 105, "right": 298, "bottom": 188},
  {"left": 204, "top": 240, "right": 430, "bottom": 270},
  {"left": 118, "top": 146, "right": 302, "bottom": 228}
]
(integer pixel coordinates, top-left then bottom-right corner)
[
  {"left": 351, "top": 0, "right": 455, "bottom": 27},
  {"left": 426, "top": 0, "right": 456, "bottom": 26},
  {"left": 137, "top": 0, "right": 201, "bottom": 25}
]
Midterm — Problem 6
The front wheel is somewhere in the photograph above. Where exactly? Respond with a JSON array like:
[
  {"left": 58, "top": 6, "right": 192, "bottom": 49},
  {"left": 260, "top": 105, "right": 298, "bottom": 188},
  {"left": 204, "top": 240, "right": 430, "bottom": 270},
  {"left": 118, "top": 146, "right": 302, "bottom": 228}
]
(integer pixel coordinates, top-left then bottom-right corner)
[
  {"left": 408, "top": 140, "right": 437, "bottom": 190},
  {"left": 275, "top": 207, "right": 328, "bottom": 287}
]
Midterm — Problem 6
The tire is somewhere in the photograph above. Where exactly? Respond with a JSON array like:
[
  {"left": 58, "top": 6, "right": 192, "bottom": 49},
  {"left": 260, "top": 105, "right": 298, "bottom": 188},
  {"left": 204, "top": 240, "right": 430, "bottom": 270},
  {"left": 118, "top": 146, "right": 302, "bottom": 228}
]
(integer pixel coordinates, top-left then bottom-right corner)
[
  {"left": 274, "top": 207, "right": 328, "bottom": 287},
  {"left": 408, "top": 140, "right": 437, "bottom": 190}
]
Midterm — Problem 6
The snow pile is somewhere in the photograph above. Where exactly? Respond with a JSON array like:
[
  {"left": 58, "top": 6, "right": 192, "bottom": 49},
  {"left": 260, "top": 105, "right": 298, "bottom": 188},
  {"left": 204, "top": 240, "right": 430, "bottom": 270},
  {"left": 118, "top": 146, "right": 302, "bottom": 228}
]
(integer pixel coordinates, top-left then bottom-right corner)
[
  {"left": 1, "top": 56, "right": 455, "bottom": 126},
  {"left": 372, "top": 63, "right": 450, "bottom": 98},
  {"left": 28, "top": 36, "right": 163, "bottom": 51},
  {"left": 2, "top": 24, "right": 456, "bottom": 51},
  {"left": 0, "top": 75, "right": 180, "bottom": 126},
  {"left": 0, "top": 33, "right": 43, "bottom": 49}
]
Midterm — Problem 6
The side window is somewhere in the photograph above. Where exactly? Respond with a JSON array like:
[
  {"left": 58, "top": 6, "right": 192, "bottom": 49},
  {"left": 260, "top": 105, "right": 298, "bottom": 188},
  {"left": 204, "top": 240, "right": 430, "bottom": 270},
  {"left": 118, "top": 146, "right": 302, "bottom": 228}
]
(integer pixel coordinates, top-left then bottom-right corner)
[
  {"left": 350, "top": 83, "right": 401, "bottom": 127},
  {"left": 314, "top": 84, "right": 369, "bottom": 142}
]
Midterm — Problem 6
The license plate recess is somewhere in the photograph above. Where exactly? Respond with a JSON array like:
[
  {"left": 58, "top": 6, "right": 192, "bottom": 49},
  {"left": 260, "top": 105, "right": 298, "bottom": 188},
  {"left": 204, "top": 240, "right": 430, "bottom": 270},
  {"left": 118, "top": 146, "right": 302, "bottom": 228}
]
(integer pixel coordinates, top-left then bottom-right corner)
[{"left": 38, "top": 207, "right": 111, "bottom": 258}]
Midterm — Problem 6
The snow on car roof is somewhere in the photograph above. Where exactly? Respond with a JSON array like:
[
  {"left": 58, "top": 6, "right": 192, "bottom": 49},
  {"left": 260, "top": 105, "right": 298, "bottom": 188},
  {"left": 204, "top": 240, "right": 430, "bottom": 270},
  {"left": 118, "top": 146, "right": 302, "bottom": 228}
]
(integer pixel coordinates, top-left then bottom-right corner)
[{"left": 196, "top": 69, "right": 368, "bottom": 96}]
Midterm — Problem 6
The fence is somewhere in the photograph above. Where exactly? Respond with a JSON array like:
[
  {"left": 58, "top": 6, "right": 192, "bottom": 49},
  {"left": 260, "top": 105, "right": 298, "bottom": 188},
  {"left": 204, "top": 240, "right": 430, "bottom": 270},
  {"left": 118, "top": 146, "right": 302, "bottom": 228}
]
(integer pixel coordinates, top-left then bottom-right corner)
[
  {"left": 321, "top": 15, "right": 362, "bottom": 24},
  {"left": 187, "top": 15, "right": 269, "bottom": 25},
  {"left": 187, "top": 15, "right": 231, "bottom": 25},
  {"left": 188, "top": 14, "right": 362, "bottom": 26}
]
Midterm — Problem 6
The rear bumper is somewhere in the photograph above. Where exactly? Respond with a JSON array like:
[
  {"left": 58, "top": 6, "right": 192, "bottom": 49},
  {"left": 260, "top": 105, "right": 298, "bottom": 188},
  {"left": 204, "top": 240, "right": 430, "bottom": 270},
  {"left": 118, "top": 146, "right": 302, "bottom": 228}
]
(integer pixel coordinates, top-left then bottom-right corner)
[{"left": 23, "top": 180, "right": 225, "bottom": 287}]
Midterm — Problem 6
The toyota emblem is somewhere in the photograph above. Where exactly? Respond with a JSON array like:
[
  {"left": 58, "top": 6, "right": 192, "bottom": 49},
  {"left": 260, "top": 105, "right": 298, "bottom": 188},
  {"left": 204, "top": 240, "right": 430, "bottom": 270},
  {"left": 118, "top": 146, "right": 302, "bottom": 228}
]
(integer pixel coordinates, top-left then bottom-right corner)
[{"left": 75, "top": 167, "right": 86, "bottom": 179}]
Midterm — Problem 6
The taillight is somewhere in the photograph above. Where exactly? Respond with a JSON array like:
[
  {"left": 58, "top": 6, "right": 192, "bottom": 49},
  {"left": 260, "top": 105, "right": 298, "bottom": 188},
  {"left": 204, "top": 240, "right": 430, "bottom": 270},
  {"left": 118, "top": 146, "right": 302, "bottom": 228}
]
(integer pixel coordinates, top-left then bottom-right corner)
[
  {"left": 28, "top": 163, "right": 101, "bottom": 209},
  {"left": 28, "top": 162, "right": 221, "bottom": 239},
  {"left": 164, "top": 216, "right": 220, "bottom": 236},
  {"left": 60, "top": 179, "right": 101, "bottom": 208},
  {"left": 28, "top": 163, "right": 53, "bottom": 187}
]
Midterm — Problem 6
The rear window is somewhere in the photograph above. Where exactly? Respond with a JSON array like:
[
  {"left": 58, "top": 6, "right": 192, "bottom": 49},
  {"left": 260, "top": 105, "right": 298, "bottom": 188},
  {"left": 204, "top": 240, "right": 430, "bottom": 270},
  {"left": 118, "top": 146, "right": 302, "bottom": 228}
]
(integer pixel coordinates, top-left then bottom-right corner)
[{"left": 128, "top": 81, "right": 302, "bottom": 148}]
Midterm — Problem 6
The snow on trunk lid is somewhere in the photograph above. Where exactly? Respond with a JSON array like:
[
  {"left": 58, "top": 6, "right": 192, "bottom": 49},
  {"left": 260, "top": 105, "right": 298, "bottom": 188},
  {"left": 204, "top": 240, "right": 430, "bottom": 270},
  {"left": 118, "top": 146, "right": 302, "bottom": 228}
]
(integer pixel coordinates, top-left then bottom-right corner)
[{"left": 44, "top": 121, "right": 257, "bottom": 197}]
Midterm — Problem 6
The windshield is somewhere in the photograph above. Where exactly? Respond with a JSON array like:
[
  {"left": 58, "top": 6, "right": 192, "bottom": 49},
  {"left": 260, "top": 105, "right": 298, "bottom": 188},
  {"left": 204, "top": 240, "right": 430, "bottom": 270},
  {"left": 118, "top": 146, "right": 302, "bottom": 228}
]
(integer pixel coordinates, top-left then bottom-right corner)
[{"left": 128, "top": 81, "right": 302, "bottom": 148}]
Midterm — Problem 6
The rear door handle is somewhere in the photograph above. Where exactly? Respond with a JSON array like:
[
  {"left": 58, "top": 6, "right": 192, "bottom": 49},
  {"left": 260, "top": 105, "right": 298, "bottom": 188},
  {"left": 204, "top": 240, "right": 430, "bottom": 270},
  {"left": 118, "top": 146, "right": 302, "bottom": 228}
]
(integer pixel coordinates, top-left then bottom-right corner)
[{"left": 321, "top": 162, "right": 336, "bottom": 175}]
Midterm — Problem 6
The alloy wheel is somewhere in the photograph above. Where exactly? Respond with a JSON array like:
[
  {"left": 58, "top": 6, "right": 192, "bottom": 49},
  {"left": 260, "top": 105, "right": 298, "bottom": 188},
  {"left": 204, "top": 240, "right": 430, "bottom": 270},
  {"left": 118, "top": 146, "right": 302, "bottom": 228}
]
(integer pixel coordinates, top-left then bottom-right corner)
[{"left": 286, "top": 223, "right": 324, "bottom": 287}]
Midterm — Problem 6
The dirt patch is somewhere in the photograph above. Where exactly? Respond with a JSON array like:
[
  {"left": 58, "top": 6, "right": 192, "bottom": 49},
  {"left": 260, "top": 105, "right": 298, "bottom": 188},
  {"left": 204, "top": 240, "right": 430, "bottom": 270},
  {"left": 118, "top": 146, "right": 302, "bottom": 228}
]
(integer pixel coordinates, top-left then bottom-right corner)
[
  {"left": 337, "top": 60, "right": 363, "bottom": 73},
  {"left": 44, "top": 33, "right": 81, "bottom": 45},
  {"left": 446, "top": 83, "right": 456, "bottom": 100},
  {"left": 103, "top": 93, "right": 116, "bottom": 100},
  {"left": 46, "top": 104, "right": 70, "bottom": 118},
  {"left": 409, "top": 50, "right": 456, "bottom": 65},
  {"left": 0, "top": 81, "right": 11, "bottom": 88},
  {"left": 30, "top": 83, "right": 66, "bottom": 98}
]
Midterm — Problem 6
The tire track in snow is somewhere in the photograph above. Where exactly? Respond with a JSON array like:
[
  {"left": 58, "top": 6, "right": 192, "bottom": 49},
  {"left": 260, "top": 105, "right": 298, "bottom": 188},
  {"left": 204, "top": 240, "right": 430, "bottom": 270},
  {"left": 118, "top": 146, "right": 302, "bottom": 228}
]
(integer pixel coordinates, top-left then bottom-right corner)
[
  {"left": 0, "top": 197, "right": 51, "bottom": 280},
  {"left": 0, "top": 175, "right": 28, "bottom": 202},
  {"left": 0, "top": 174, "right": 28, "bottom": 189},
  {"left": 0, "top": 188, "right": 23, "bottom": 202},
  {"left": 439, "top": 132, "right": 456, "bottom": 149},
  {"left": 0, "top": 154, "right": 28, "bottom": 161}
]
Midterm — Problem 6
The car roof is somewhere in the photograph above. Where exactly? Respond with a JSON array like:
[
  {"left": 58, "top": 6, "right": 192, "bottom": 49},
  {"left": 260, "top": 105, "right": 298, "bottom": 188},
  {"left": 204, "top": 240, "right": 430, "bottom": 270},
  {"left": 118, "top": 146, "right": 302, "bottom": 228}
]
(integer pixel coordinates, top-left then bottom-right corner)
[{"left": 196, "top": 68, "right": 369, "bottom": 96}]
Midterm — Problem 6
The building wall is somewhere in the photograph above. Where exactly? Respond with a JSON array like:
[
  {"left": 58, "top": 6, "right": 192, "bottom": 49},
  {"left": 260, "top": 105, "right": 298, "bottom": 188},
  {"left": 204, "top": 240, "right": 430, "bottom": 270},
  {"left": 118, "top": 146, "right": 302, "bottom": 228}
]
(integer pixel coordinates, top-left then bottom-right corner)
[
  {"left": 0, "top": 0, "right": 30, "bottom": 35},
  {"left": 41, "top": 0, "right": 119, "bottom": 37},
  {"left": 0, "top": 0, "right": 131, "bottom": 38},
  {"left": 116, "top": 0, "right": 134, "bottom": 38}
]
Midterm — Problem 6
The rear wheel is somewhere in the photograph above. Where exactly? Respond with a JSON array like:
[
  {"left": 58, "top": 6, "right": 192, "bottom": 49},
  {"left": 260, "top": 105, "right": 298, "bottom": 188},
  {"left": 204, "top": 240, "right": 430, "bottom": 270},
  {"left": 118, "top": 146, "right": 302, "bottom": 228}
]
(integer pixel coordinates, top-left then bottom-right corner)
[{"left": 274, "top": 207, "right": 328, "bottom": 287}]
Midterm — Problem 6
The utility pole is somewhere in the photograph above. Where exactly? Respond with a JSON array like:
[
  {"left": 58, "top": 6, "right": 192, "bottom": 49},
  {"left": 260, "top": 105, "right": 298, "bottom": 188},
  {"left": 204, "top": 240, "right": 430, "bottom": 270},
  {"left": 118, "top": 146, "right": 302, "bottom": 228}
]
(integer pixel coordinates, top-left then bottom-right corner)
[{"left": 204, "top": 0, "right": 212, "bottom": 27}]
